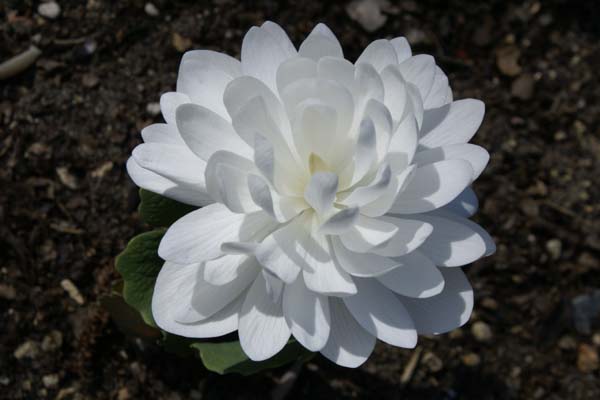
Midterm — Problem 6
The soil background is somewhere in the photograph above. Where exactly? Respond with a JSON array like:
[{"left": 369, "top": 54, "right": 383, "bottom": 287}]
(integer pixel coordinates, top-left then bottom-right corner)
[{"left": 1, "top": 0, "right": 600, "bottom": 399}]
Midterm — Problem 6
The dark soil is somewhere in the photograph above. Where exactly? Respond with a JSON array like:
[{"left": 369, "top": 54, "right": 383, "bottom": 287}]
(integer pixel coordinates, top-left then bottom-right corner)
[{"left": 1, "top": 0, "right": 600, "bottom": 399}]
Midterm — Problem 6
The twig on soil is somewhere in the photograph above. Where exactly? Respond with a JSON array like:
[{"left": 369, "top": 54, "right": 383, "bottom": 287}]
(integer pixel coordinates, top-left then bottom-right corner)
[
  {"left": 0, "top": 46, "right": 42, "bottom": 80},
  {"left": 270, "top": 360, "right": 304, "bottom": 400},
  {"left": 400, "top": 346, "right": 422, "bottom": 386}
]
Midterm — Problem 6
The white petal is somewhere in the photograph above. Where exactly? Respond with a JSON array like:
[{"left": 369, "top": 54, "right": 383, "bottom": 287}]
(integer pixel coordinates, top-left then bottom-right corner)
[
  {"left": 181, "top": 49, "right": 242, "bottom": 78},
  {"left": 349, "top": 118, "right": 377, "bottom": 185},
  {"left": 387, "top": 115, "right": 418, "bottom": 171},
  {"left": 158, "top": 204, "right": 275, "bottom": 264},
  {"left": 205, "top": 151, "right": 260, "bottom": 213},
  {"left": 433, "top": 210, "right": 496, "bottom": 256},
  {"left": 131, "top": 143, "right": 207, "bottom": 185},
  {"left": 400, "top": 268, "right": 473, "bottom": 334},
  {"left": 176, "top": 103, "right": 252, "bottom": 161},
  {"left": 390, "top": 37, "right": 412, "bottom": 63},
  {"left": 320, "top": 207, "right": 359, "bottom": 235},
  {"left": 126, "top": 157, "right": 211, "bottom": 207},
  {"left": 304, "top": 172, "right": 338, "bottom": 214},
  {"left": 152, "top": 261, "right": 243, "bottom": 338},
  {"left": 317, "top": 56, "right": 356, "bottom": 93},
  {"left": 423, "top": 66, "right": 451, "bottom": 109},
  {"left": 441, "top": 187, "right": 479, "bottom": 217},
  {"left": 262, "top": 269, "right": 285, "bottom": 303},
  {"left": 160, "top": 92, "right": 191, "bottom": 125},
  {"left": 239, "top": 274, "right": 291, "bottom": 361},
  {"left": 406, "top": 82, "right": 424, "bottom": 129},
  {"left": 283, "top": 276, "right": 331, "bottom": 351},
  {"left": 241, "top": 26, "right": 295, "bottom": 93},
  {"left": 412, "top": 144, "right": 489, "bottom": 181},
  {"left": 174, "top": 262, "right": 259, "bottom": 323},
  {"left": 370, "top": 217, "right": 433, "bottom": 257},
  {"left": 390, "top": 159, "right": 473, "bottom": 214},
  {"left": 362, "top": 99, "right": 393, "bottom": 163},
  {"left": 339, "top": 215, "right": 398, "bottom": 253},
  {"left": 298, "top": 24, "right": 343, "bottom": 61},
  {"left": 292, "top": 102, "right": 338, "bottom": 162},
  {"left": 141, "top": 123, "right": 184, "bottom": 145},
  {"left": 381, "top": 64, "right": 410, "bottom": 123},
  {"left": 414, "top": 214, "right": 489, "bottom": 266},
  {"left": 398, "top": 55, "right": 436, "bottom": 101},
  {"left": 254, "top": 220, "right": 303, "bottom": 284},
  {"left": 343, "top": 278, "right": 417, "bottom": 348},
  {"left": 204, "top": 254, "right": 258, "bottom": 285},
  {"left": 360, "top": 165, "right": 416, "bottom": 217},
  {"left": 356, "top": 39, "right": 398, "bottom": 72},
  {"left": 276, "top": 56, "right": 318, "bottom": 95},
  {"left": 332, "top": 238, "right": 400, "bottom": 277},
  {"left": 342, "top": 164, "right": 392, "bottom": 207},
  {"left": 377, "top": 251, "right": 444, "bottom": 298},
  {"left": 260, "top": 21, "right": 297, "bottom": 55},
  {"left": 320, "top": 298, "right": 375, "bottom": 368},
  {"left": 248, "top": 174, "right": 305, "bottom": 222},
  {"left": 419, "top": 99, "right": 485, "bottom": 148}
]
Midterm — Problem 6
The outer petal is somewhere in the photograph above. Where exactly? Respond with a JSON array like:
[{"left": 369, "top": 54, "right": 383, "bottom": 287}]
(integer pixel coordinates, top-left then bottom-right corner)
[
  {"left": 370, "top": 217, "right": 433, "bottom": 257},
  {"left": 360, "top": 165, "right": 416, "bottom": 217},
  {"left": 141, "top": 123, "right": 184, "bottom": 145},
  {"left": 298, "top": 24, "right": 343, "bottom": 61},
  {"left": 131, "top": 143, "right": 207, "bottom": 185},
  {"left": 158, "top": 204, "right": 275, "bottom": 264},
  {"left": 331, "top": 238, "right": 400, "bottom": 277},
  {"left": 441, "top": 187, "right": 479, "bottom": 217},
  {"left": 400, "top": 268, "right": 473, "bottom": 334},
  {"left": 304, "top": 172, "right": 338, "bottom": 215},
  {"left": 387, "top": 115, "right": 418, "bottom": 172},
  {"left": 343, "top": 278, "right": 417, "bottom": 348},
  {"left": 339, "top": 215, "right": 398, "bottom": 253},
  {"left": 176, "top": 103, "right": 252, "bottom": 161},
  {"left": 255, "top": 220, "right": 304, "bottom": 284},
  {"left": 356, "top": 39, "right": 398, "bottom": 72},
  {"left": 390, "top": 37, "right": 412, "bottom": 63},
  {"left": 239, "top": 273, "right": 291, "bottom": 361},
  {"left": 412, "top": 143, "right": 490, "bottom": 181},
  {"left": 126, "top": 157, "right": 211, "bottom": 207},
  {"left": 376, "top": 250, "right": 444, "bottom": 298},
  {"left": 320, "top": 298, "right": 376, "bottom": 368},
  {"left": 203, "top": 254, "right": 258, "bottom": 285},
  {"left": 152, "top": 262, "right": 243, "bottom": 338},
  {"left": 413, "top": 214, "right": 490, "bottom": 266},
  {"left": 160, "top": 92, "right": 191, "bottom": 125},
  {"left": 261, "top": 21, "right": 297, "bottom": 56},
  {"left": 283, "top": 276, "right": 331, "bottom": 351},
  {"left": 419, "top": 99, "right": 485, "bottom": 148},
  {"left": 423, "top": 66, "right": 451, "bottom": 109},
  {"left": 390, "top": 159, "right": 473, "bottom": 214},
  {"left": 398, "top": 55, "right": 436, "bottom": 101}
]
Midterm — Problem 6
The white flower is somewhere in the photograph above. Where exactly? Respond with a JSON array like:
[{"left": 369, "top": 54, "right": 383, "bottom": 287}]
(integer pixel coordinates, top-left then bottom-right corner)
[{"left": 127, "top": 22, "right": 495, "bottom": 367}]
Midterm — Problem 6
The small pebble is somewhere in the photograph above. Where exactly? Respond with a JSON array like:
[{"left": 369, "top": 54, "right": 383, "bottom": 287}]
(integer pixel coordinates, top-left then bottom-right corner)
[
  {"left": 558, "top": 335, "right": 577, "bottom": 350},
  {"left": 422, "top": 351, "right": 443, "bottom": 372},
  {"left": 61, "top": 279, "right": 85, "bottom": 305},
  {"left": 346, "top": 0, "right": 388, "bottom": 32},
  {"left": 144, "top": 3, "right": 160, "bottom": 16},
  {"left": 462, "top": 353, "right": 481, "bottom": 367},
  {"left": 0, "top": 376, "right": 10, "bottom": 386},
  {"left": 545, "top": 239, "right": 562, "bottom": 260},
  {"left": 38, "top": 1, "right": 61, "bottom": 19},
  {"left": 14, "top": 340, "right": 40, "bottom": 360},
  {"left": 0, "top": 284, "right": 17, "bottom": 300},
  {"left": 577, "top": 343, "right": 599, "bottom": 373},
  {"left": 41, "top": 330, "right": 63, "bottom": 352},
  {"left": 42, "top": 374, "right": 59, "bottom": 389},
  {"left": 471, "top": 321, "right": 493, "bottom": 342},
  {"left": 511, "top": 74, "right": 535, "bottom": 100},
  {"left": 146, "top": 102, "right": 161, "bottom": 116}
]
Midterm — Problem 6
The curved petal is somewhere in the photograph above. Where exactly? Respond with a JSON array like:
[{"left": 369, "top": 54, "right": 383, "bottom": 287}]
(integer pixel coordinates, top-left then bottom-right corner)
[
  {"left": 176, "top": 103, "right": 252, "bottom": 161},
  {"left": 370, "top": 217, "right": 433, "bottom": 257},
  {"left": 376, "top": 250, "right": 444, "bottom": 298},
  {"left": 239, "top": 274, "right": 291, "bottom": 361},
  {"left": 298, "top": 24, "right": 343, "bottom": 61},
  {"left": 141, "top": 123, "right": 184, "bottom": 145},
  {"left": 390, "top": 37, "right": 412, "bottom": 63},
  {"left": 158, "top": 204, "right": 275, "bottom": 264},
  {"left": 283, "top": 276, "right": 331, "bottom": 351},
  {"left": 160, "top": 92, "right": 191, "bottom": 125},
  {"left": 248, "top": 174, "right": 306, "bottom": 222},
  {"left": 356, "top": 39, "right": 398, "bottom": 72},
  {"left": 304, "top": 172, "right": 338, "bottom": 215},
  {"left": 126, "top": 157, "right": 211, "bottom": 207},
  {"left": 204, "top": 254, "right": 258, "bottom": 285},
  {"left": 341, "top": 164, "right": 392, "bottom": 207},
  {"left": 131, "top": 143, "right": 207, "bottom": 185},
  {"left": 255, "top": 219, "right": 303, "bottom": 284},
  {"left": 320, "top": 207, "right": 359, "bottom": 235},
  {"left": 380, "top": 64, "right": 410, "bottom": 124},
  {"left": 339, "top": 215, "right": 398, "bottom": 253},
  {"left": 261, "top": 21, "right": 297, "bottom": 55},
  {"left": 441, "top": 187, "right": 479, "bottom": 217},
  {"left": 412, "top": 214, "right": 490, "bottom": 266},
  {"left": 152, "top": 262, "right": 243, "bottom": 338},
  {"left": 343, "top": 278, "right": 417, "bottom": 348},
  {"left": 398, "top": 55, "right": 436, "bottom": 101},
  {"left": 412, "top": 144, "right": 490, "bottom": 181},
  {"left": 387, "top": 115, "right": 418, "bottom": 171},
  {"left": 276, "top": 57, "right": 318, "bottom": 94},
  {"left": 400, "top": 267, "right": 473, "bottom": 334},
  {"left": 332, "top": 238, "right": 400, "bottom": 277},
  {"left": 419, "top": 99, "right": 485, "bottom": 148},
  {"left": 360, "top": 165, "right": 416, "bottom": 217},
  {"left": 423, "top": 66, "right": 451, "bottom": 109},
  {"left": 390, "top": 159, "right": 473, "bottom": 214}
]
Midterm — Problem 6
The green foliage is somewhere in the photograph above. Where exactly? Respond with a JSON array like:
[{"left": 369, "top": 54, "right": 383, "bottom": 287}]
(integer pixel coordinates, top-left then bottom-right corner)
[{"left": 138, "top": 189, "right": 197, "bottom": 227}]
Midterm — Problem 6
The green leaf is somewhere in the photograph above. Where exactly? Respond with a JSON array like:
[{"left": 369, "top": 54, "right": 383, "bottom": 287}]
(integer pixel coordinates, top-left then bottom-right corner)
[
  {"left": 191, "top": 339, "right": 314, "bottom": 376},
  {"left": 138, "top": 189, "right": 197, "bottom": 227},
  {"left": 115, "top": 229, "right": 165, "bottom": 327}
]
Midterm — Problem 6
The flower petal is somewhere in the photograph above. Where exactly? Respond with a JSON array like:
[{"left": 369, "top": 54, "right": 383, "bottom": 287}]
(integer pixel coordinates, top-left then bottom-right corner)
[
  {"left": 398, "top": 55, "right": 436, "bottom": 101},
  {"left": 441, "top": 187, "right": 479, "bottom": 217},
  {"left": 283, "top": 275, "right": 331, "bottom": 351},
  {"left": 331, "top": 238, "right": 400, "bottom": 277},
  {"left": 239, "top": 273, "right": 291, "bottom": 361},
  {"left": 343, "top": 278, "right": 417, "bottom": 348},
  {"left": 298, "top": 24, "right": 343, "bottom": 61},
  {"left": 413, "top": 214, "right": 490, "bottom": 266},
  {"left": 304, "top": 172, "right": 338, "bottom": 215},
  {"left": 419, "top": 99, "right": 485, "bottom": 148},
  {"left": 152, "top": 262, "right": 243, "bottom": 338},
  {"left": 390, "top": 159, "right": 473, "bottom": 214},
  {"left": 376, "top": 250, "right": 444, "bottom": 298},
  {"left": 400, "top": 268, "right": 473, "bottom": 334},
  {"left": 276, "top": 57, "right": 318, "bottom": 94},
  {"left": 141, "top": 123, "right": 184, "bottom": 145},
  {"left": 390, "top": 37, "right": 412, "bottom": 63},
  {"left": 260, "top": 21, "right": 297, "bottom": 56},
  {"left": 204, "top": 254, "right": 258, "bottom": 285},
  {"left": 412, "top": 144, "right": 490, "bottom": 181},
  {"left": 381, "top": 64, "right": 410, "bottom": 124},
  {"left": 160, "top": 92, "right": 191, "bottom": 125},
  {"left": 131, "top": 142, "right": 207, "bottom": 185},
  {"left": 158, "top": 204, "right": 275, "bottom": 264},
  {"left": 370, "top": 217, "right": 433, "bottom": 257},
  {"left": 360, "top": 165, "right": 416, "bottom": 217},
  {"left": 247, "top": 174, "right": 306, "bottom": 222},
  {"left": 339, "top": 215, "right": 398, "bottom": 253},
  {"left": 356, "top": 39, "right": 398, "bottom": 72},
  {"left": 387, "top": 115, "right": 418, "bottom": 172},
  {"left": 320, "top": 207, "right": 360, "bottom": 235},
  {"left": 320, "top": 298, "right": 376, "bottom": 368},
  {"left": 423, "top": 66, "right": 451, "bottom": 109},
  {"left": 254, "top": 219, "right": 304, "bottom": 284},
  {"left": 342, "top": 164, "right": 392, "bottom": 207},
  {"left": 176, "top": 103, "right": 252, "bottom": 161}
]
